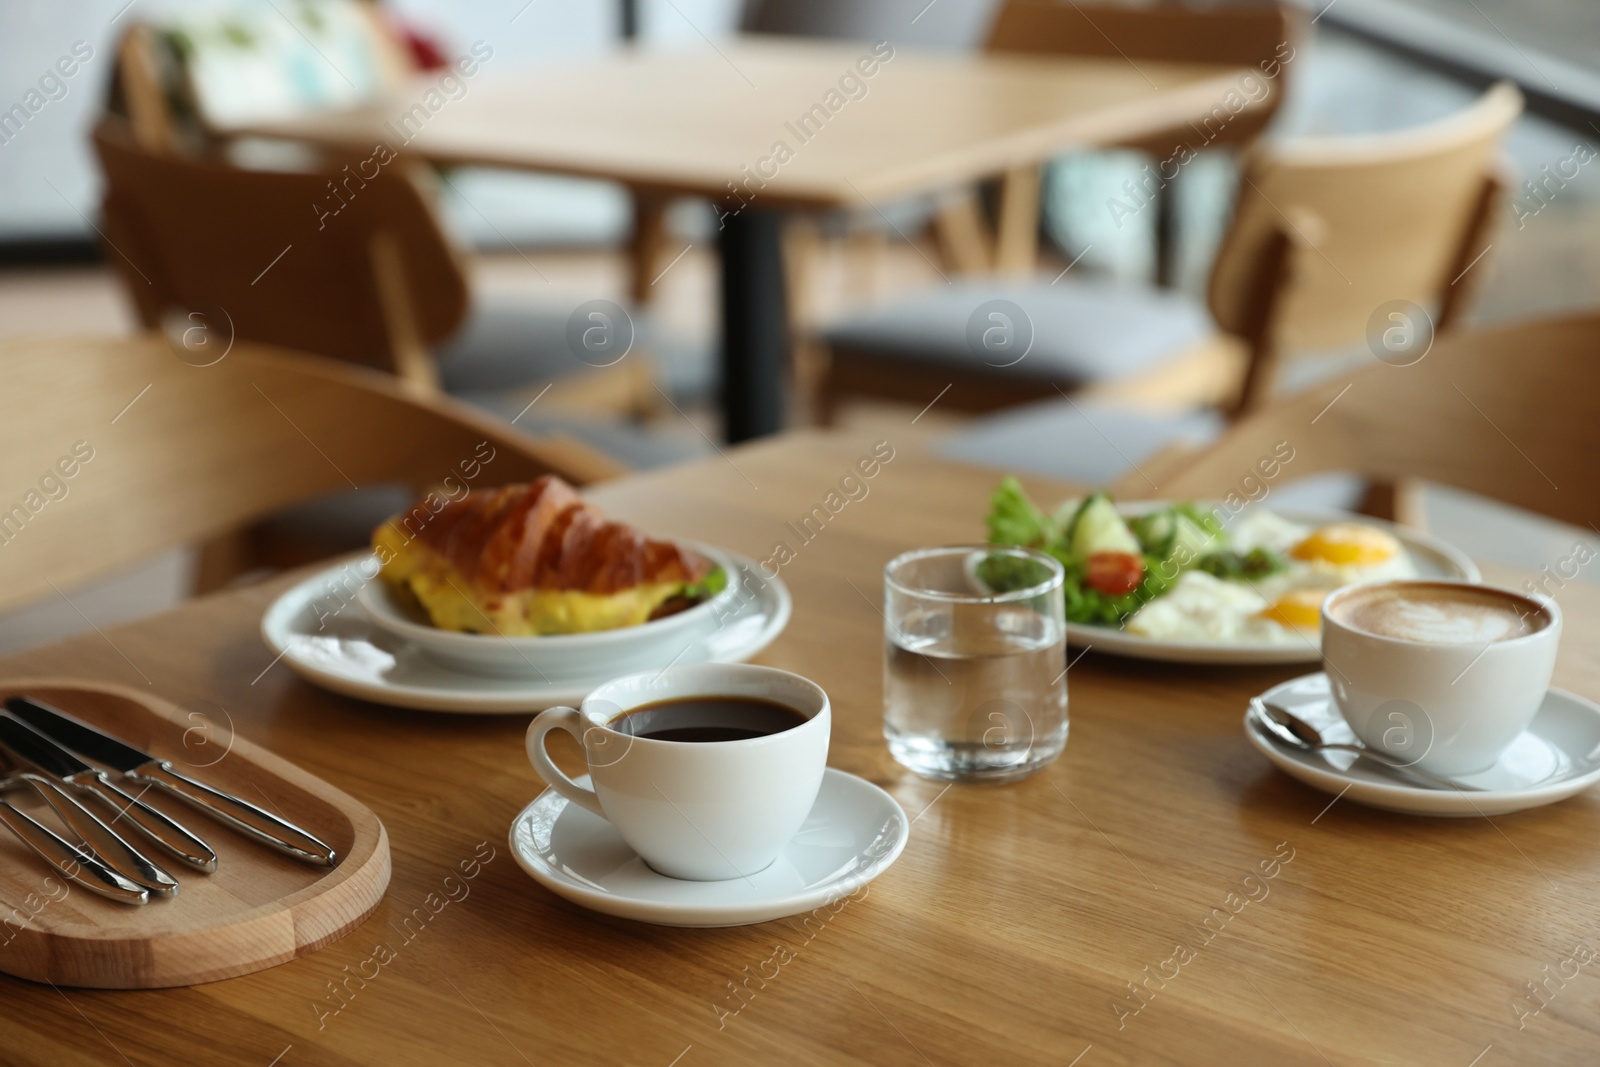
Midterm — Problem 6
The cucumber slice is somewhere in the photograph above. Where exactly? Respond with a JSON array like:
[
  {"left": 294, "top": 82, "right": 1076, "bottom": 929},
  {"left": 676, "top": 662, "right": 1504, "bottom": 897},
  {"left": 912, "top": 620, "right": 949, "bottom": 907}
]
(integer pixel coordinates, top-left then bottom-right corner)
[
  {"left": 1167, "top": 513, "right": 1218, "bottom": 566},
  {"left": 1128, "top": 508, "right": 1177, "bottom": 556},
  {"left": 1067, "top": 492, "right": 1142, "bottom": 558},
  {"left": 1049, "top": 496, "right": 1083, "bottom": 533}
]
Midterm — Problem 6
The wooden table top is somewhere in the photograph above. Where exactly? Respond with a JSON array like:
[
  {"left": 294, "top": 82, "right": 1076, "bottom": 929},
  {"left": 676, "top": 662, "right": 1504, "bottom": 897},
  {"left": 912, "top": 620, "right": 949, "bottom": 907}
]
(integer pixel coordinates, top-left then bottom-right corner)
[
  {"left": 4, "top": 429, "right": 1598, "bottom": 1066},
  {"left": 227, "top": 37, "right": 1259, "bottom": 207}
]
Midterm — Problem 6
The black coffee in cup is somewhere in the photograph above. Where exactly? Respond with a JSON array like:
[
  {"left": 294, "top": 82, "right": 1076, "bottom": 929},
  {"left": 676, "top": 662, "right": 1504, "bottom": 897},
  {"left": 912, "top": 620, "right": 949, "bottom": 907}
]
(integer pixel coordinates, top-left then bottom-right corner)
[{"left": 614, "top": 696, "right": 807, "bottom": 743}]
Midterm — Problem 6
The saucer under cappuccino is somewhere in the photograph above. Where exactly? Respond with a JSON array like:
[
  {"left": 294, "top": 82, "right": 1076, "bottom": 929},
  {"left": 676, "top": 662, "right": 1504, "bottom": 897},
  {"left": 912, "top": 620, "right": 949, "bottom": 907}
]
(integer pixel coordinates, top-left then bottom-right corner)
[{"left": 1329, "top": 582, "right": 1549, "bottom": 645}]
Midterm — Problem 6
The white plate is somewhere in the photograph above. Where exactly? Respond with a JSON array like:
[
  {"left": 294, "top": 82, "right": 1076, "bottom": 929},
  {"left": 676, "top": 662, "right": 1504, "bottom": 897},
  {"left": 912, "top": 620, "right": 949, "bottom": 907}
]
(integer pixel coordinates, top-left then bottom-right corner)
[
  {"left": 355, "top": 542, "right": 740, "bottom": 678},
  {"left": 259, "top": 550, "right": 791, "bottom": 713},
  {"left": 509, "top": 767, "right": 909, "bottom": 927},
  {"left": 1062, "top": 508, "right": 1479, "bottom": 665},
  {"left": 1244, "top": 672, "right": 1600, "bottom": 816}
]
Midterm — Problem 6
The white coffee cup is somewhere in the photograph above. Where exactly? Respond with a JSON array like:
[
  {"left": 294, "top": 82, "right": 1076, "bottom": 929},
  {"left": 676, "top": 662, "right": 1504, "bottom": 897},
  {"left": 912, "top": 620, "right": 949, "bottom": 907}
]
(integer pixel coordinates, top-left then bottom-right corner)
[
  {"left": 524, "top": 664, "right": 830, "bottom": 881},
  {"left": 1321, "top": 580, "right": 1561, "bottom": 776}
]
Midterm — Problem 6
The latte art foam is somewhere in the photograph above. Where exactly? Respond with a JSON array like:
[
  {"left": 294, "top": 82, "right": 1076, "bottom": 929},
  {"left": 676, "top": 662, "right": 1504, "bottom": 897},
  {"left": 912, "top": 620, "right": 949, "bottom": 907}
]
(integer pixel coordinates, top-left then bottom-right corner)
[{"left": 1333, "top": 584, "right": 1546, "bottom": 645}]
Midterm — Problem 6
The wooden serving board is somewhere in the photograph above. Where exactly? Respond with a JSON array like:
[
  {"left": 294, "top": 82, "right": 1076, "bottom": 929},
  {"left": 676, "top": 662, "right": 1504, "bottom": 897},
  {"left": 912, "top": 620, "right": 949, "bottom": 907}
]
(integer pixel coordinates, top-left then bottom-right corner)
[{"left": 0, "top": 680, "right": 389, "bottom": 988}]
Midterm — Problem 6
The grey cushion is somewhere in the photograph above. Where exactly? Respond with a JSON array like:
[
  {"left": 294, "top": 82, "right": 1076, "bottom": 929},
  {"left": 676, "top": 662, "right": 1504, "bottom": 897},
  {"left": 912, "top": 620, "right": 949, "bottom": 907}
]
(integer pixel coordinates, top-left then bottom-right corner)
[
  {"left": 1263, "top": 473, "right": 1368, "bottom": 515},
  {"left": 437, "top": 295, "right": 715, "bottom": 401},
  {"left": 937, "top": 396, "right": 1367, "bottom": 510},
  {"left": 937, "top": 398, "right": 1223, "bottom": 485},
  {"left": 434, "top": 293, "right": 715, "bottom": 475},
  {"left": 438, "top": 169, "right": 630, "bottom": 251},
  {"left": 252, "top": 485, "right": 416, "bottom": 561},
  {"left": 823, "top": 278, "right": 1213, "bottom": 386},
  {"left": 434, "top": 298, "right": 594, "bottom": 394},
  {"left": 453, "top": 390, "right": 709, "bottom": 472}
]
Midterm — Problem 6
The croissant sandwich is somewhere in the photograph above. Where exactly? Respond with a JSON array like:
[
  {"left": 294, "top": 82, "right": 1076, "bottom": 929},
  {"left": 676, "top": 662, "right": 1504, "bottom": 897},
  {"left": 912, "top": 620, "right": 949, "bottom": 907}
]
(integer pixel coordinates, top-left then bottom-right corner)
[{"left": 372, "top": 476, "right": 725, "bottom": 636}]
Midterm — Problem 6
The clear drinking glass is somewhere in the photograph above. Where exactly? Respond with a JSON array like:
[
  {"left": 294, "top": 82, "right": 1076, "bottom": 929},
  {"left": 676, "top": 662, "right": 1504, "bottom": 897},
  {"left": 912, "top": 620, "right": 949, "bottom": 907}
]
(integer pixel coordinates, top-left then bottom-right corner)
[{"left": 882, "top": 546, "right": 1068, "bottom": 782}]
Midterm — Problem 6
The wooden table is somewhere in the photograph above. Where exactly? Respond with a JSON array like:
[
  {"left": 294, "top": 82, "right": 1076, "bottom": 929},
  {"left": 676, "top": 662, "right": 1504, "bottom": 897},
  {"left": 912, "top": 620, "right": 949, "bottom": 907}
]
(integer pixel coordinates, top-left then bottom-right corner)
[
  {"left": 227, "top": 38, "right": 1261, "bottom": 441},
  {"left": 6, "top": 430, "right": 1597, "bottom": 1065}
]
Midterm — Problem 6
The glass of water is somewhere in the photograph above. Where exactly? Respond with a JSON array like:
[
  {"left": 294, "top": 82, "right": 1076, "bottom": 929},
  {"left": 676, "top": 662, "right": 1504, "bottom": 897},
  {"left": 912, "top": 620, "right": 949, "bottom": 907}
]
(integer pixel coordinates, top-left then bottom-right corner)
[{"left": 882, "top": 545, "right": 1068, "bottom": 782}]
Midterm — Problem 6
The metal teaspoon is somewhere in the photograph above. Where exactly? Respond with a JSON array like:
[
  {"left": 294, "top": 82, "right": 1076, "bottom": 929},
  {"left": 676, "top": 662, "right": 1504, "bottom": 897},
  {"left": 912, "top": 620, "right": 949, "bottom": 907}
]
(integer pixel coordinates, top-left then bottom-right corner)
[{"left": 1250, "top": 699, "right": 1485, "bottom": 792}]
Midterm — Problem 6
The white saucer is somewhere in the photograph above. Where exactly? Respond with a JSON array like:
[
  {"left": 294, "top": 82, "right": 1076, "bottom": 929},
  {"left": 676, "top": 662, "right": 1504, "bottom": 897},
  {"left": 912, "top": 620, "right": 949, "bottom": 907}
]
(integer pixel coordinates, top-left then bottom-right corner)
[
  {"left": 509, "top": 768, "right": 909, "bottom": 927},
  {"left": 1244, "top": 672, "right": 1600, "bottom": 816},
  {"left": 259, "top": 551, "right": 791, "bottom": 714}
]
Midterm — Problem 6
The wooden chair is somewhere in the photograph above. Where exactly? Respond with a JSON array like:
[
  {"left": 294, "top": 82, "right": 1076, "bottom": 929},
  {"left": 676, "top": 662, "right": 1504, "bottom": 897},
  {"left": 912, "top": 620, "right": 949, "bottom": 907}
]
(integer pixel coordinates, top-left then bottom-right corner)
[
  {"left": 835, "top": 80, "right": 1521, "bottom": 436},
  {"left": 95, "top": 117, "right": 661, "bottom": 416},
  {"left": 959, "top": 0, "right": 1302, "bottom": 279},
  {"left": 110, "top": 23, "right": 183, "bottom": 154},
  {"left": 104, "top": 23, "right": 660, "bottom": 420},
  {"left": 1209, "top": 82, "right": 1517, "bottom": 413},
  {"left": 1152, "top": 312, "right": 1600, "bottom": 531},
  {"left": 94, "top": 119, "right": 463, "bottom": 394},
  {"left": 0, "top": 335, "right": 623, "bottom": 611}
]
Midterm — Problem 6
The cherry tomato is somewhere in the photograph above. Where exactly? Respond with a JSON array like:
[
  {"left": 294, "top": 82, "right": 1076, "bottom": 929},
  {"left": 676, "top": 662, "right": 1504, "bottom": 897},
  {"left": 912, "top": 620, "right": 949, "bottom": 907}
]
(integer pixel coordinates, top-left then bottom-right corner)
[{"left": 1085, "top": 551, "right": 1145, "bottom": 596}]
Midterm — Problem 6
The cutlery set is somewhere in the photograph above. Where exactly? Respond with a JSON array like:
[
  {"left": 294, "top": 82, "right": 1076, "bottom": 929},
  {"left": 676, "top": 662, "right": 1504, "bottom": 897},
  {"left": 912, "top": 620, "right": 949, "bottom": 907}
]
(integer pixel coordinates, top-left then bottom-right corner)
[{"left": 0, "top": 697, "right": 336, "bottom": 906}]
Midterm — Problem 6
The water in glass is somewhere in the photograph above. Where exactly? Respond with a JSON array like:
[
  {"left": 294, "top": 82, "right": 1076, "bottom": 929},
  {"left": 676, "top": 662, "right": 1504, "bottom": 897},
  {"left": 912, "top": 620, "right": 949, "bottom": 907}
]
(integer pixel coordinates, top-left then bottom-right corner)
[{"left": 882, "top": 547, "right": 1068, "bottom": 781}]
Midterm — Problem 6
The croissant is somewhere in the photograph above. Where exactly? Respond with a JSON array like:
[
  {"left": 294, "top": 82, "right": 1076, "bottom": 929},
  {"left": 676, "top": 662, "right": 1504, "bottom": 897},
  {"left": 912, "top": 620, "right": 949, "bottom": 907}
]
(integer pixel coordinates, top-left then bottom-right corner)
[{"left": 372, "top": 476, "right": 718, "bottom": 636}]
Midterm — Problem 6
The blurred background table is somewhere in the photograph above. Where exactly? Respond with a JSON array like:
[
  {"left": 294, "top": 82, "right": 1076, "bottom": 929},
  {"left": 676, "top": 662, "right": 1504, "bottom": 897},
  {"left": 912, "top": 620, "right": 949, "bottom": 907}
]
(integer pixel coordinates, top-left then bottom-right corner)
[
  {"left": 223, "top": 38, "right": 1261, "bottom": 441},
  {"left": 1, "top": 430, "right": 1596, "bottom": 1065}
]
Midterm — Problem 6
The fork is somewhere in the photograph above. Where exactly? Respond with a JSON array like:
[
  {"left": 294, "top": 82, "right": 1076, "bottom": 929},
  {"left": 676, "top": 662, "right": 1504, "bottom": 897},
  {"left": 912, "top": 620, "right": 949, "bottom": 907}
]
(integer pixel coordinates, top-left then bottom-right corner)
[
  {"left": 0, "top": 788, "right": 148, "bottom": 905},
  {"left": 0, "top": 750, "right": 171, "bottom": 900}
]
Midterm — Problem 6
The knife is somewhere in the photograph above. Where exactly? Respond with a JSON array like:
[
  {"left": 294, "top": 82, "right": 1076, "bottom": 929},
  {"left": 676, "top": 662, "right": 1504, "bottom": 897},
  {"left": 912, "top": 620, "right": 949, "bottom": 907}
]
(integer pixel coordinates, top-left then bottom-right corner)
[
  {"left": 0, "top": 711, "right": 216, "bottom": 873},
  {"left": 0, "top": 795, "right": 148, "bottom": 905},
  {"left": 7, "top": 698, "right": 337, "bottom": 868}
]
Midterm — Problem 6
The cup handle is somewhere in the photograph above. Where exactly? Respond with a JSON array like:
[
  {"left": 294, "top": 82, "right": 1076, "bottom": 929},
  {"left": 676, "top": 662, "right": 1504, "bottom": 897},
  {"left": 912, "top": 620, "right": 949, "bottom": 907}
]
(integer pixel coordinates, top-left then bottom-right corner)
[{"left": 525, "top": 707, "right": 608, "bottom": 818}]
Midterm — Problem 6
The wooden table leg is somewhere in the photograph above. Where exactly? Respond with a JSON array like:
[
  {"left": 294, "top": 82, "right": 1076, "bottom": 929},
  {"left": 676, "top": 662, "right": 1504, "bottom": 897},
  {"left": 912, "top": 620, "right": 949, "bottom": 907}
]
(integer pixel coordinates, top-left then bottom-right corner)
[
  {"left": 628, "top": 191, "right": 669, "bottom": 308},
  {"left": 719, "top": 208, "right": 789, "bottom": 443}
]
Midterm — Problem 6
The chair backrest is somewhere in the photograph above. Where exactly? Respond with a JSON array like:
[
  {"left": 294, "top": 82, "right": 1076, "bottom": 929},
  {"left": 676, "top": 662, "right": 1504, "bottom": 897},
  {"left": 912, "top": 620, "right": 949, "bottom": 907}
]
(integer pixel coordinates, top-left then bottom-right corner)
[
  {"left": 93, "top": 119, "right": 469, "bottom": 385},
  {"left": 111, "top": 25, "right": 182, "bottom": 153},
  {"left": 1158, "top": 312, "right": 1600, "bottom": 531},
  {"left": 985, "top": 0, "right": 1301, "bottom": 151},
  {"left": 1208, "top": 82, "right": 1521, "bottom": 361},
  {"left": 0, "top": 335, "right": 623, "bottom": 613}
]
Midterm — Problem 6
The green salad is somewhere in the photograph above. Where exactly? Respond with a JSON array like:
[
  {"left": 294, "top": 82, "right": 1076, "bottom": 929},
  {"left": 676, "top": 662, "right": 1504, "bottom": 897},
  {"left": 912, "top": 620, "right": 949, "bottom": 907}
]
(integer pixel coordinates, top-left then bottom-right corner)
[{"left": 981, "top": 479, "right": 1285, "bottom": 627}]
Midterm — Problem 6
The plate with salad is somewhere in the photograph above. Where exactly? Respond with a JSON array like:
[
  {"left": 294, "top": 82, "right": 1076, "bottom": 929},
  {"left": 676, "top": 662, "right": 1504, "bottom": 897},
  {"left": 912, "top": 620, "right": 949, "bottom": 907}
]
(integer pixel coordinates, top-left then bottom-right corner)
[{"left": 979, "top": 479, "right": 1479, "bottom": 664}]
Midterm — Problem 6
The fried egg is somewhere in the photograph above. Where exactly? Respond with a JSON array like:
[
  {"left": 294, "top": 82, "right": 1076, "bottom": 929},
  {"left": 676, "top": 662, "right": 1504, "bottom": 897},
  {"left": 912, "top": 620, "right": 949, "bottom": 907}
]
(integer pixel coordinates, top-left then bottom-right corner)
[
  {"left": 1128, "top": 512, "right": 1418, "bottom": 642},
  {"left": 1228, "top": 509, "right": 1311, "bottom": 555},
  {"left": 1258, "top": 587, "right": 1329, "bottom": 631},
  {"left": 373, "top": 522, "right": 687, "bottom": 636},
  {"left": 1230, "top": 513, "right": 1416, "bottom": 602},
  {"left": 1127, "top": 572, "right": 1301, "bottom": 644}
]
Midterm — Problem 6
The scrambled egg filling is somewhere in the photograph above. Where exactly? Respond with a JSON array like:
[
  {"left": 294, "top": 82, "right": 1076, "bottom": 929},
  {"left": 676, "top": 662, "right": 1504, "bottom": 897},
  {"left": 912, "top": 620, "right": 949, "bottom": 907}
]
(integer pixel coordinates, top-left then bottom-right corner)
[{"left": 375, "top": 523, "right": 686, "bottom": 636}]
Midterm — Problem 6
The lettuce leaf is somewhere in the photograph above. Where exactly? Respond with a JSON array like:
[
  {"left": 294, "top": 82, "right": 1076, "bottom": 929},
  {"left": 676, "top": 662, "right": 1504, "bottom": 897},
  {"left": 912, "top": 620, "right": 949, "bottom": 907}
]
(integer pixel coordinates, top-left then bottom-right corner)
[
  {"left": 987, "top": 477, "right": 1059, "bottom": 548},
  {"left": 683, "top": 565, "right": 728, "bottom": 602},
  {"left": 1196, "top": 548, "right": 1284, "bottom": 581},
  {"left": 1058, "top": 553, "right": 1181, "bottom": 626},
  {"left": 974, "top": 550, "right": 1061, "bottom": 595},
  {"left": 983, "top": 480, "right": 1209, "bottom": 627},
  {"left": 1175, "top": 502, "right": 1224, "bottom": 538}
]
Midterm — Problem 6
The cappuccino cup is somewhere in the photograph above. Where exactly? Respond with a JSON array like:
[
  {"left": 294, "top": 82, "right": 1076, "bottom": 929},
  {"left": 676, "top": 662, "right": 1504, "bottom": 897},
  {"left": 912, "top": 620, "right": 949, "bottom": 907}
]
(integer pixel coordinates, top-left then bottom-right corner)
[
  {"left": 525, "top": 664, "right": 830, "bottom": 881},
  {"left": 1321, "top": 580, "right": 1560, "bottom": 776}
]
